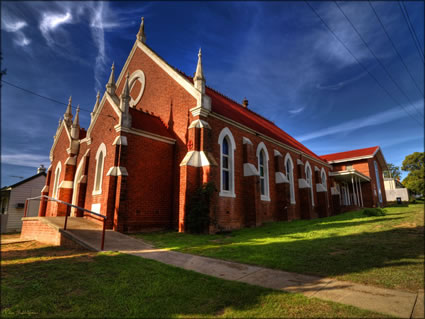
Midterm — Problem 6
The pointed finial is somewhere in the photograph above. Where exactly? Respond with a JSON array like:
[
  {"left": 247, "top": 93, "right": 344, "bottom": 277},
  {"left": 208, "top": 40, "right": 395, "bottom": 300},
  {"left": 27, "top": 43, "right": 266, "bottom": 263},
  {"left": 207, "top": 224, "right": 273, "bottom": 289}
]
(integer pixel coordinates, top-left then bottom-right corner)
[
  {"left": 194, "top": 48, "right": 205, "bottom": 94},
  {"left": 63, "top": 95, "right": 73, "bottom": 125},
  {"left": 91, "top": 91, "right": 101, "bottom": 119},
  {"left": 106, "top": 63, "right": 116, "bottom": 95},
  {"left": 137, "top": 17, "right": 146, "bottom": 43},
  {"left": 123, "top": 72, "right": 130, "bottom": 97},
  {"left": 73, "top": 105, "right": 80, "bottom": 126}
]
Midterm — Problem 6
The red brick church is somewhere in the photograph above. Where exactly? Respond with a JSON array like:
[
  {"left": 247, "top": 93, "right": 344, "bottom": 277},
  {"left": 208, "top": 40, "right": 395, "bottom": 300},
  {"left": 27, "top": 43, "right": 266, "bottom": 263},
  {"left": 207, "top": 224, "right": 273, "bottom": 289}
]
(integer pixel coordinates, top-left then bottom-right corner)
[{"left": 36, "top": 18, "right": 387, "bottom": 233}]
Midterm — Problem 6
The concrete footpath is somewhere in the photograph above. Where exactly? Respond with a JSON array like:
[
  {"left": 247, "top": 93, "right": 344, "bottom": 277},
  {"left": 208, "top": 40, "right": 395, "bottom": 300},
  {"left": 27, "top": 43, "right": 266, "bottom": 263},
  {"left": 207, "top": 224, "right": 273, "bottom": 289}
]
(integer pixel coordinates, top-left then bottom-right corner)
[{"left": 60, "top": 225, "right": 423, "bottom": 319}]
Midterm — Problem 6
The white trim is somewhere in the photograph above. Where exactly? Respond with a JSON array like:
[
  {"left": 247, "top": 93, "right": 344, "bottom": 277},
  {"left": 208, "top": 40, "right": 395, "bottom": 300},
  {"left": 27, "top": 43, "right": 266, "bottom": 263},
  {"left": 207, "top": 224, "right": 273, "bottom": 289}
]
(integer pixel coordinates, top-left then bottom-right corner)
[
  {"left": 116, "top": 125, "right": 176, "bottom": 144},
  {"left": 86, "top": 92, "right": 120, "bottom": 140},
  {"left": 274, "top": 149, "right": 283, "bottom": 157},
  {"left": 93, "top": 143, "right": 106, "bottom": 195},
  {"left": 106, "top": 166, "right": 129, "bottom": 176},
  {"left": 59, "top": 181, "right": 73, "bottom": 189},
  {"left": 41, "top": 185, "right": 49, "bottom": 193},
  {"left": 128, "top": 70, "right": 146, "bottom": 107},
  {"left": 242, "top": 137, "right": 253, "bottom": 145},
  {"left": 297, "top": 159, "right": 304, "bottom": 165},
  {"left": 298, "top": 179, "right": 310, "bottom": 188},
  {"left": 179, "top": 151, "right": 215, "bottom": 167},
  {"left": 316, "top": 184, "right": 327, "bottom": 192},
  {"left": 113, "top": 136, "right": 128, "bottom": 146},
  {"left": 284, "top": 153, "right": 295, "bottom": 204},
  {"left": 305, "top": 161, "right": 314, "bottom": 206},
  {"left": 321, "top": 167, "right": 327, "bottom": 189},
  {"left": 275, "top": 172, "right": 289, "bottom": 184},
  {"left": 331, "top": 187, "right": 340, "bottom": 195},
  {"left": 314, "top": 166, "right": 320, "bottom": 172},
  {"left": 136, "top": 41, "right": 201, "bottom": 100},
  {"left": 256, "top": 142, "right": 270, "bottom": 201},
  {"left": 52, "top": 161, "right": 62, "bottom": 199},
  {"left": 50, "top": 122, "right": 72, "bottom": 161},
  {"left": 65, "top": 156, "right": 76, "bottom": 166},
  {"left": 188, "top": 119, "right": 211, "bottom": 129},
  {"left": 209, "top": 112, "right": 332, "bottom": 168},
  {"left": 243, "top": 163, "right": 259, "bottom": 176},
  {"left": 329, "top": 170, "right": 371, "bottom": 182},
  {"left": 218, "top": 127, "right": 236, "bottom": 198},
  {"left": 91, "top": 203, "right": 101, "bottom": 215},
  {"left": 325, "top": 155, "right": 374, "bottom": 164}
]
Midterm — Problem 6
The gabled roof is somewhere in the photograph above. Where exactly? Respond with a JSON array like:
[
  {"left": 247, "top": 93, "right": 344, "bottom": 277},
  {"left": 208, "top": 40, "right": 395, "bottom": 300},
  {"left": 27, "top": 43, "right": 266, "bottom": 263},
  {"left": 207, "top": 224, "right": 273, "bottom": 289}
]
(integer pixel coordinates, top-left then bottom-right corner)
[
  {"left": 175, "top": 70, "right": 323, "bottom": 162},
  {"left": 129, "top": 107, "right": 174, "bottom": 139},
  {"left": 1, "top": 172, "right": 46, "bottom": 191},
  {"left": 206, "top": 87, "right": 322, "bottom": 161},
  {"left": 320, "top": 146, "right": 380, "bottom": 162}
]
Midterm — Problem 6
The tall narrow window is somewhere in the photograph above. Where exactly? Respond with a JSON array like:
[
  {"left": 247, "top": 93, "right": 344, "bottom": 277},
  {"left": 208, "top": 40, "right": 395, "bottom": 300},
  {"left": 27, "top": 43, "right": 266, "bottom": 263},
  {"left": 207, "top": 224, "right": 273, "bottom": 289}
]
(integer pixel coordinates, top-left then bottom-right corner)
[
  {"left": 305, "top": 162, "right": 314, "bottom": 206},
  {"left": 259, "top": 151, "right": 266, "bottom": 195},
  {"left": 93, "top": 143, "right": 106, "bottom": 195},
  {"left": 256, "top": 142, "right": 270, "bottom": 201},
  {"left": 218, "top": 128, "right": 236, "bottom": 197},
  {"left": 321, "top": 169, "right": 327, "bottom": 189},
  {"left": 222, "top": 138, "right": 230, "bottom": 191},
  {"left": 52, "top": 162, "right": 62, "bottom": 199},
  {"left": 285, "top": 154, "right": 295, "bottom": 204}
]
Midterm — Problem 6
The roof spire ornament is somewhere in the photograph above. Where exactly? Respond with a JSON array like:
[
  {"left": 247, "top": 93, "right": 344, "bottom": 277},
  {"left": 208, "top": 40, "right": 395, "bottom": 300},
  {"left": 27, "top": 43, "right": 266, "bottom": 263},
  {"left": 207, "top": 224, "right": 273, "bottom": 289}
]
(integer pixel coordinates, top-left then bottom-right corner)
[
  {"left": 106, "top": 63, "right": 116, "bottom": 95},
  {"left": 63, "top": 96, "right": 73, "bottom": 126},
  {"left": 91, "top": 91, "right": 101, "bottom": 119},
  {"left": 71, "top": 105, "right": 80, "bottom": 140},
  {"left": 137, "top": 17, "right": 146, "bottom": 43},
  {"left": 120, "top": 72, "right": 132, "bottom": 128},
  {"left": 193, "top": 48, "right": 205, "bottom": 94}
]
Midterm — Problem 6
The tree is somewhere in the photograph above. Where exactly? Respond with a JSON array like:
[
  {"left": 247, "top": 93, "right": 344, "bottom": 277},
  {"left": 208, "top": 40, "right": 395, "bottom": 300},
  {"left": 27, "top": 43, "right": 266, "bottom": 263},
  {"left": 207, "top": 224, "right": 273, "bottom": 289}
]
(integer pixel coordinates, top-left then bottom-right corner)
[
  {"left": 383, "top": 163, "right": 402, "bottom": 180},
  {"left": 401, "top": 152, "right": 424, "bottom": 195}
]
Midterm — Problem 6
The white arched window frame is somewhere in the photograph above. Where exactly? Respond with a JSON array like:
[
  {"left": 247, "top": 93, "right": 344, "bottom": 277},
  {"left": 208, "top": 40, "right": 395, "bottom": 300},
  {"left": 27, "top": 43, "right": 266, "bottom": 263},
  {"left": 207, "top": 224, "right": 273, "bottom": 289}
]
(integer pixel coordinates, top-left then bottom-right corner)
[
  {"left": 305, "top": 161, "right": 314, "bottom": 206},
  {"left": 284, "top": 153, "right": 295, "bottom": 204},
  {"left": 256, "top": 142, "right": 270, "bottom": 201},
  {"left": 321, "top": 168, "right": 327, "bottom": 189},
  {"left": 218, "top": 128, "right": 236, "bottom": 197},
  {"left": 93, "top": 143, "right": 106, "bottom": 195},
  {"left": 52, "top": 161, "right": 62, "bottom": 199}
]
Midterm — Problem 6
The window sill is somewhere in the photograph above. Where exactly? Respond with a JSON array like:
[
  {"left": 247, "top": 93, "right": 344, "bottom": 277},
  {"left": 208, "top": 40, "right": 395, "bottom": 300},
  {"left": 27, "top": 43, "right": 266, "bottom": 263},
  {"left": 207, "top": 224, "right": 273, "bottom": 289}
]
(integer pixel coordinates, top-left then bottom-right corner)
[
  {"left": 260, "top": 195, "right": 271, "bottom": 202},
  {"left": 92, "top": 190, "right": 102, "bottom": 196},
  {"left": 219, "top": 191, "right": 236, "bottom": 198}
]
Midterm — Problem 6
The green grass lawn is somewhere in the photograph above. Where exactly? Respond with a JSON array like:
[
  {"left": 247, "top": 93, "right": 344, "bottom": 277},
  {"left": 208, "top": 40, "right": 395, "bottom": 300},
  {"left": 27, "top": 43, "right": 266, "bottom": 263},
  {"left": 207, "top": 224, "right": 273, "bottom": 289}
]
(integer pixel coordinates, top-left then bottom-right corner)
[
  {"left": 1, "top": 242, "right": 386, "bottom": 318},
  {"left": 134, "top": 203, "right": 424, "bottom": 292}
]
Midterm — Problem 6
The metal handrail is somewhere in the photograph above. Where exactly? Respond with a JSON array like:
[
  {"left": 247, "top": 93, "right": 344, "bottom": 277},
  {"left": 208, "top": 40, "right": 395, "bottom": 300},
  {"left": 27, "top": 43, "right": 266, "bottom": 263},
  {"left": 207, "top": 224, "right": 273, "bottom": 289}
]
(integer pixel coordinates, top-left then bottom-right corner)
[{"left": 24, "top": 195, "right": 107, "bottom": 250}]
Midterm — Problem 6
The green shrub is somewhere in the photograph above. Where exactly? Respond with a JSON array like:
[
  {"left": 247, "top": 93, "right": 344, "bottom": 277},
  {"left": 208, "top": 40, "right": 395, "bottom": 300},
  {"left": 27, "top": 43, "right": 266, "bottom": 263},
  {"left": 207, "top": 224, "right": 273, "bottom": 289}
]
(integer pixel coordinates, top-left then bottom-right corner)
[
  {"left": 185, "top": 182, "right": 216, "bottom": 233},
  {"left": 362, "top": 207, "right": 387, "bottom": 217}
]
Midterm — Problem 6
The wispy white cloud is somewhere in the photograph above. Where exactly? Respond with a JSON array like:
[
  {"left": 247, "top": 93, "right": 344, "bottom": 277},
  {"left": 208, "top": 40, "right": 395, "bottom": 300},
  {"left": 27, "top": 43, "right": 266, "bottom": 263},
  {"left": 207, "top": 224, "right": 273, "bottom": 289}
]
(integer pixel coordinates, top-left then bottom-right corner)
[
  {"left": 288, "top": 106, "right": 305, "bottom": 115},
  {"left": 1, "top": 15, "right": 31, "bottom": 47},
  {"left": 39, "top": 11, "right": 72, "bottom": 46},
  {"left": 1, "top": 153, "right": 50, "bottom": 168},
  {"left": 316, "top": 71, "right": 368, "bottom": 91},
  {"left": 296, "top": 100, "right": 424, "bottom": 142}
]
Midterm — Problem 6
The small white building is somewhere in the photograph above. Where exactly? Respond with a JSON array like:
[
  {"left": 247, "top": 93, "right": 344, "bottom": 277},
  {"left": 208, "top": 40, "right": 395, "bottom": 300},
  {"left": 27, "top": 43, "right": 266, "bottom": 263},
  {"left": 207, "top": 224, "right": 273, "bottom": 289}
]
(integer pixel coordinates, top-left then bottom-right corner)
[
  {"left": 1, "top": 166, "right": 46, "bottom": 233},
  {"left": 384, "top": 178, "right": 409, "bottom": 202}
]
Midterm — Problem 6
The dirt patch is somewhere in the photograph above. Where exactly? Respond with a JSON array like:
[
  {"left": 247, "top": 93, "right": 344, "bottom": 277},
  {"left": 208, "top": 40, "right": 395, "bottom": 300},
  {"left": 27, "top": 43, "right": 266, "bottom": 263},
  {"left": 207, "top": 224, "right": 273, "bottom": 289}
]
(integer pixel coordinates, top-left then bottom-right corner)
[
  {"left": 393, "top": 222, "right": 417, "bottom": 229},
  {"left": 329, "top": 250, "right": 348, "bottom": 256},
  {"left": 1, "top": 241, "right": 93, "bottom": 263}
]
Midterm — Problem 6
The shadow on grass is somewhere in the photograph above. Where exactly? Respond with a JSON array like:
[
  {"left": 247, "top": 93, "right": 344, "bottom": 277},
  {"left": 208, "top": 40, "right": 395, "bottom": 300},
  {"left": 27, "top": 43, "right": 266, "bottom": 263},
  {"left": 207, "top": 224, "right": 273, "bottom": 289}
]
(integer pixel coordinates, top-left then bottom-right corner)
[
  {"left": 187, "top": 225, "right": 424, "bottom": 280},
  {"left": 1, "top": 252, "right": 380, "bottom": 318}
]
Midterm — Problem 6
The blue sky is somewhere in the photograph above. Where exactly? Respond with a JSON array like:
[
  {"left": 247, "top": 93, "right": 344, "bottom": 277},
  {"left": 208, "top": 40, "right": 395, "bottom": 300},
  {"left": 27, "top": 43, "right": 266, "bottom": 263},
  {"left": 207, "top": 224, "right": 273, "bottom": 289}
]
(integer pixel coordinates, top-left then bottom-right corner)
[{"left": 1, "top": 1, "right": 424, "bottom": 187}]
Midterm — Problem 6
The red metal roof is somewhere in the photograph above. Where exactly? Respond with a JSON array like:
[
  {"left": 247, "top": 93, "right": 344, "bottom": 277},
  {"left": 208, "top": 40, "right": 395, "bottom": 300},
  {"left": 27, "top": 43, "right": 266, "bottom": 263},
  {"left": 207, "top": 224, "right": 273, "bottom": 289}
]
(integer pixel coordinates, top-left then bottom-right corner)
[
  {"left": 129, "top": 108, "right": 174, "bottom": 139},
  {"left": 205, "top": 87, "right": 322, "bottom": 160},
  {"left": 320, "top": 146, "right": 379, "bottom": 162}
]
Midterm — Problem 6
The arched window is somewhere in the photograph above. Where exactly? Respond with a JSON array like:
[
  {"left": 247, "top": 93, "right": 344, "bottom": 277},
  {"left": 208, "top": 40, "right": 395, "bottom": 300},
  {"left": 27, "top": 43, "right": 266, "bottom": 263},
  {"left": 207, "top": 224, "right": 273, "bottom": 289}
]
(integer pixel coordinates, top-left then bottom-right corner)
[
  {"left": 321, "top": 168, "right": 327, "bottom": 189},
  {"left": 218, "top": 128, "right": 236, "bottom": 197},
  {"left": 52, "top": 161, "right": 62, "bottom": 199},
  {"left": 284, "top": 153, "right": 295, "bottom": 204},
  {"left": 305, "top": 161, "right": 314, "bottom": 206},
  {"left": 93, "top": 143, "right": 106, "bottom": 195},
  {"left": 256, "top": 142, "right": 270, "bottom": 201}
]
